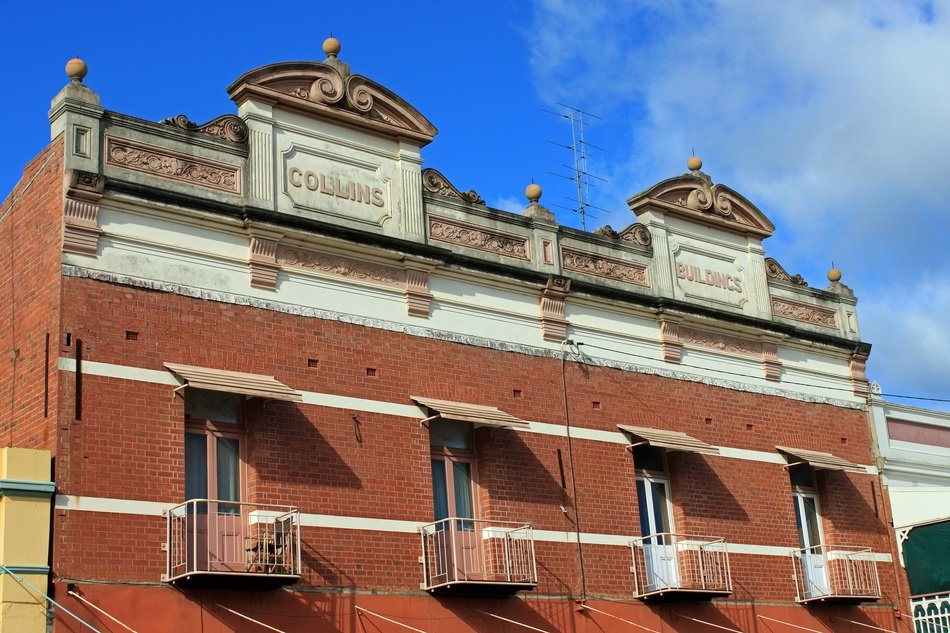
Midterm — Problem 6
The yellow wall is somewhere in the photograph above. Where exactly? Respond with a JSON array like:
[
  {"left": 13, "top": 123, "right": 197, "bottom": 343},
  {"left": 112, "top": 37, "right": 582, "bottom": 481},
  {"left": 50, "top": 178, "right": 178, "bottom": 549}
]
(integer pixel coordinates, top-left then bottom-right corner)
[{"left": 0, "top": 447, "right": 53, "bottom": 633}]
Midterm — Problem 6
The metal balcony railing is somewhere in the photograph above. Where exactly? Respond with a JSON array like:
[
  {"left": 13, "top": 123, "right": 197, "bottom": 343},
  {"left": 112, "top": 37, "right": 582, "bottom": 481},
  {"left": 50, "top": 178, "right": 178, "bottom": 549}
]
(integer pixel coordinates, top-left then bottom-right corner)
[
  {"left": 912, "top": 592, "right": 950, "bottom": 633},
  {"left": 164, "top": 499, "right": 301, "bottom": 583},
  {"left": 791, "top": 544, "right": 881, "bottom": 603},
  {"left": 419, "top": 518, "right": 537, "bottom": 592},
  {"left": 630, "top": 533, "right": 732, "bottom": 599}
]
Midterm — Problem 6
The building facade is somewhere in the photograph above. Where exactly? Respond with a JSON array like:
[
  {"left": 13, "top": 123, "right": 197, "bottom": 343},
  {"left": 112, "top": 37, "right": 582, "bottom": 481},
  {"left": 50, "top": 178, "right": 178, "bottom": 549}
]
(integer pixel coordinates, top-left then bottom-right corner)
[
  {"left": 868, "top": 392, "right": 950, "bottom": 631},
  {"left": 0, "top": 42, "right": 911, "bottom": 632}
]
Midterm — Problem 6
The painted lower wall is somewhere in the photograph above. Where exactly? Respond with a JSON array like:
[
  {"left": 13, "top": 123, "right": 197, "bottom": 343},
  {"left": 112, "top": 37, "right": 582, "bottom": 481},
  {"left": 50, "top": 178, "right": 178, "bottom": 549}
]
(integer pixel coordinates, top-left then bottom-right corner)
[{"left": 52, "top": 583, "right": 911, "bottom": 633}]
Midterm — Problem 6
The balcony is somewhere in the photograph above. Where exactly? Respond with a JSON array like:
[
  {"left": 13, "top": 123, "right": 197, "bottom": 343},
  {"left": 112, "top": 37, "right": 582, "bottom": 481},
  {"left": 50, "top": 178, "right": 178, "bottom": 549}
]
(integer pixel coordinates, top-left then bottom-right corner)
[
  {"left": 912, "top": 591, "right": 950, "bottom": 632},
  {"left": 420, "top": 518, "right": 537, "bottom": 594},
  {"left": 791, "top": 545, "right": 881, "bottom": 603},
  {"left": 630, "top": 533, "right": 732, "bottom": 600},
  {"left": 164, "top": 499, "right": 301, "bottom": 586}
]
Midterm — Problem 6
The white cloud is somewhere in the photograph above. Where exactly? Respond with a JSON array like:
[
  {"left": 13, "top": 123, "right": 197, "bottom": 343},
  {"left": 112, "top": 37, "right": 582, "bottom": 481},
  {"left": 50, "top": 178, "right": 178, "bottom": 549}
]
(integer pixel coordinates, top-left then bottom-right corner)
[
  {"left": 490, "top": 195, "right": 525, "bottom": 214},
  {"left": 527, "top": 0, "right": 950, "bottom": 405}
]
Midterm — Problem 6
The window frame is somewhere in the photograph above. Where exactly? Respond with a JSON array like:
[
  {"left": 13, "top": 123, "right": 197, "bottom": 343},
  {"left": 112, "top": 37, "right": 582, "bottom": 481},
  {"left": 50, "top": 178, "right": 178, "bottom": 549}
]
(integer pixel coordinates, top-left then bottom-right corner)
[{"left": 184, "top": 391, "right": 247, "bottom": 504}]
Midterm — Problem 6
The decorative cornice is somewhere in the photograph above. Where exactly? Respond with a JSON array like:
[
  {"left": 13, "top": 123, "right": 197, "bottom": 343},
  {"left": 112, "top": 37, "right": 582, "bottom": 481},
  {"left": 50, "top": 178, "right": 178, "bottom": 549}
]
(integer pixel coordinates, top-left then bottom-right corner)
[
  {"left": 62, "top": 265, "right": 868, "bottom": 411},
  {"left": 561, "top": 248, "right": 649, "bottom": 287},
  {"left": 428, "top": 216, "right": 529, "bottom": 260},
  {"left": 421, "top": 169, "right": 485, "bottom": 205},
  {"left": 540, "top": 276, "right": 571, "bottom": 343},
  {"left": 105, "top": 136, "right": 242, "bottom": 194},
  {"left": 0, "top": 479, "right": 55, "bottom": 498},
  {"left": 63, "top": 169, "right": 104, "bottom": 257},
  {"left": 162, "top": 114, "right": 249, "bottom": 144},
  {"left": 764, "top": 257, "right": 807, "bottom": 286},
  {"left": 277, "top": 246, "right": 404, "bottom": 288},
  {"left": 771, "top": 297, "right": 837, "bottom": 329}
]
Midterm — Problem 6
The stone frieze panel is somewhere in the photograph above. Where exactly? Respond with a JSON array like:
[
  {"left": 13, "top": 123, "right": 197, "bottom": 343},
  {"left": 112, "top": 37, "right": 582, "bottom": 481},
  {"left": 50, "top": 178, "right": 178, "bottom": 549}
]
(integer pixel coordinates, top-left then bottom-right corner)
[
  {"left": 105, "top": 136, "right": 241, "bottom": 194},
  {"left": 427, "top": 216, "right": 530, "bottom": 261},
  {"left": 560, "top": 248, "right": 650, "bottom": 287},
  {"left": 770, "top": 297, "right": 837, "bottom": 329}
]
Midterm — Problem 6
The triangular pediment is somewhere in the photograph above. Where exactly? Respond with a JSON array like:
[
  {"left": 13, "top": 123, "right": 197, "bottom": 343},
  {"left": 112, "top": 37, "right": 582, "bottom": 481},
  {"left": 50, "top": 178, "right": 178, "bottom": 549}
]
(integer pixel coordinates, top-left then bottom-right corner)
[
  {"left": 628, "top": 173, "right": 775, "bottom": 238},
  {"left": 227, "top": 61, "right": 437, "bottom": 146}
]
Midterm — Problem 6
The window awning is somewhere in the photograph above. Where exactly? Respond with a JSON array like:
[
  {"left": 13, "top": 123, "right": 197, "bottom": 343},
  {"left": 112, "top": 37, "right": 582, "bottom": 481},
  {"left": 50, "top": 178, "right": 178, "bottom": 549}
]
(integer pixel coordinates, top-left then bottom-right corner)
[
  {"left": 617, "top": 424, "right": 720, "bottom": 456},
  {"left": 411, "top": 396, "right": 528, "bottom": 429},
  {"left": 165, "top": 362, "right": 303, "bottom": 403},
  {"left": 776, "top": 446, "right": 865, "bottom": 473}
]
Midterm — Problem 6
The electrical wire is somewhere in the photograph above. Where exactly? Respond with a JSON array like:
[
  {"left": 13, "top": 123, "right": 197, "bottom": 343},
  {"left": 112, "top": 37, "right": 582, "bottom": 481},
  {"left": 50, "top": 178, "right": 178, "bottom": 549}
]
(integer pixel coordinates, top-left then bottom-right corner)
[{"left": 560, "top": 339, "right": 587, "bottom": 601}]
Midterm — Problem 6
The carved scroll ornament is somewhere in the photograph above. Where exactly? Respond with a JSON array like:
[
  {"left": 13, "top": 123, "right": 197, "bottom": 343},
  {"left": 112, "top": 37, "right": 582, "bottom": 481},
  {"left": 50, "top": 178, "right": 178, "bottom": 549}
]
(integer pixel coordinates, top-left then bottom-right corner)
[
  {"left": 163, "top": 114, "right": 249, "bottom": 144},
  {"left": 593, "top": 223, "right": 652, "bottom": 247},
  {"left": 421, "top": 169, "right": 485, "bottom": 205},
  {"left": 629, "top": 175, "right": 775, "bottom": 238},
  {"left": 764, "top": 257, "right": 807, "bottom": 286}
]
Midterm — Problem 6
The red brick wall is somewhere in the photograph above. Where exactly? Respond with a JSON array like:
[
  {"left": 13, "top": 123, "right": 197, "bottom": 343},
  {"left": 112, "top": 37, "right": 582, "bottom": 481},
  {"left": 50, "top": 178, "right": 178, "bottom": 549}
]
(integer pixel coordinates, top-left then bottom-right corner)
[
  {"left": 0, "top": 137, "right": 63, "bottom": 451},
  {"left": 53, "top": 275, "right": 899, "bottom": 607}
]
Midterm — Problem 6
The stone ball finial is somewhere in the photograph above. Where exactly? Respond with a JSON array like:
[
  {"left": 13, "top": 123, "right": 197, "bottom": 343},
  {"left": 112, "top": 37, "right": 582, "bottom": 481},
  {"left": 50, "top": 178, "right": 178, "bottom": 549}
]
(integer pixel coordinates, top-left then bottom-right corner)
[
  {"left": 323, "top": 36, "right": 341, "bottom": 58},
  {"left": 525, "top": 182, "right": 542, "bottom": 202},
  {"left": 65, "top": 57, "right": 88, "bottom": 83},
  {"left": 687, "top": 155, "right": 702, "bottom": 172},
  {"left": 827, "top": 267, "right": 842, "bottom": 283}
]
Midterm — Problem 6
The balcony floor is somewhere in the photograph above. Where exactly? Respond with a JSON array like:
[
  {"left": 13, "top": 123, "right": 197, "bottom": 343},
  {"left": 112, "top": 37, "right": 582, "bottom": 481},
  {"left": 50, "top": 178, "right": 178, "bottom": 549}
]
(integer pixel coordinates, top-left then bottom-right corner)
[
  {"left": 796, "top": 594, "right": 881, "bottom": 605},
  {"left": 636, "top": 588, "right": 733, "bottom": 602},
  {"left": 426, "top": 579, "right": 538, "bottom": 596},
  {"left": 166, "top": 570, "right": 300, "bottom": 590}
]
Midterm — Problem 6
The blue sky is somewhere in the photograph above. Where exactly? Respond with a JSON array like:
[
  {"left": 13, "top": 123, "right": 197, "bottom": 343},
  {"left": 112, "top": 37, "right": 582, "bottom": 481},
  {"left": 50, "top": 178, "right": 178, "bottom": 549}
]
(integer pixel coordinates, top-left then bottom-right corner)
[{"left": 3, "top": 0, "right": 948, "bottom": 410}]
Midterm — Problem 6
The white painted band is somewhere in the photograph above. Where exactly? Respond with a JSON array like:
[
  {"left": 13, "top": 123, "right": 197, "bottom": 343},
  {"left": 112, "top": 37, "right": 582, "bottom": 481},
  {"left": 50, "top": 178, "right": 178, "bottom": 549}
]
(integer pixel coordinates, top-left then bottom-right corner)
[
  {"left": 53, "top": 494, "right": 891, "bottom": 561},
  {"left": 56, "top": 357, "right": 877, "bottom": 474},
  {"left": 58, "top": 358, "right": 877, "bottom": 475}
]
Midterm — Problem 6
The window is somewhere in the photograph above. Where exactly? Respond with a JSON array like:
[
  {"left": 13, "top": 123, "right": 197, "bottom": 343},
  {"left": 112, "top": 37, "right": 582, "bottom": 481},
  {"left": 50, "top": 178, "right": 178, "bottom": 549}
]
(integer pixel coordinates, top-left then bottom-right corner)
[
  {"left": 430, "top": 419, "right": 477, "bottom": 525},
  {"left": 184, "top": 389, "right": 244, "bottom": 509},
  {"left": 789, "top": 463, "right": 828, "bottom": 598},
  {"left": 633, "top": 445, "right": 674, "bottom": 540},
  {"left": 428, "top": 419, "right": 484, "bottom": 582}
]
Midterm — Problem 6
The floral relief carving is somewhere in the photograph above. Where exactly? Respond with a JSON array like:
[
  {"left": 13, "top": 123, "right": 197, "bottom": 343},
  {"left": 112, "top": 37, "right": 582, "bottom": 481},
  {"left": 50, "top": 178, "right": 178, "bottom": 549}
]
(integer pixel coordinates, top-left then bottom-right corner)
[
  {"left": 771, "top": 297, "right": 837, "bottom": 329},
  {"left": 106, "top": 138, "right": 241, "bottom": 193},
  {"left": 277, "top": 247, "right": 404, "bottom": 287},
  {"left": 428, "top": 217, "right": 529, "bottom": 260},
  {"left": 561, "top": 248, "right": 649, "bottom": 287},
  {"left": 679, "top": 327, "right": 760, "bottom": 357}
]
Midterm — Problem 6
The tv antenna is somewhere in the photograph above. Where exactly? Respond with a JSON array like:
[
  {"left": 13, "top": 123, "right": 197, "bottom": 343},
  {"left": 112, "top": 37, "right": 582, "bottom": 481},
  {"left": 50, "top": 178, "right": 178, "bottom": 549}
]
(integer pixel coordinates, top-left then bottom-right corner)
[{"left": 544, "top": 103, "right": 607, "bottom": 231}]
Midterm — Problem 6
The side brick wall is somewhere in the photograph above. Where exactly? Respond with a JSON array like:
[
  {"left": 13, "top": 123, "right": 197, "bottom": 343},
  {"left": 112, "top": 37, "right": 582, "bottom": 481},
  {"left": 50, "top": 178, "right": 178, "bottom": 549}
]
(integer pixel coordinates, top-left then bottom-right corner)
[{"left": 0, "top": 138, "right": 63, "bottom": 452}]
